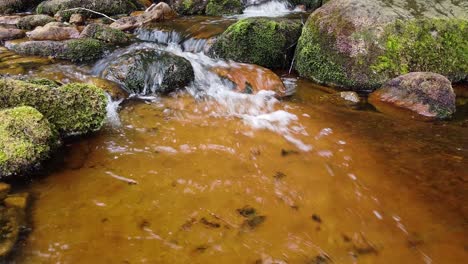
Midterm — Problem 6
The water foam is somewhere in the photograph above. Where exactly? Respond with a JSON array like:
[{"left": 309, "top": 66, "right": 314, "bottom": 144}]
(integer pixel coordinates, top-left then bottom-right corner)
[{"left": 238, "top": 0, "right": 296, "bottom": 18}]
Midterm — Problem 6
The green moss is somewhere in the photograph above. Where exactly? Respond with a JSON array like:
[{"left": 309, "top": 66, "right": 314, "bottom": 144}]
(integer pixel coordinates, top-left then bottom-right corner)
[
  {"left": 16, "top": 15, "right": 55, "bottom": 30},
  {"left": 205, "top": 0, "right": 242, "bottom": 16},
  {"left": 0, "top": 106, "right": 58, "bottom": 178},
  {"left": 0, "top": 79, "right": 107, "bottom": 136},
  {"left": 372, "top": 18, "right": 468, "bottom": 82},
  {"left": 66, "top": 38, "right": 108, "bottom": 62},
  {"left": 36, "top": 0, "right": 140, "bottom": 17},
  {"left": 211, "top": 18, "right": 302, "bottom": 68},
  {"left": 80, "top": 24, "right": 130, "bottom": 45}
]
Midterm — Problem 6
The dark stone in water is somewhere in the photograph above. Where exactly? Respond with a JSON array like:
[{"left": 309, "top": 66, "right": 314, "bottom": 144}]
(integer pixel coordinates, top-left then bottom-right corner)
[
  {"left": 273, "top": 171, "right": 286, "bottom": 179},
  {"left": 242, "top": 215, "right": 266, "bottom": 230},
  {"left": 200, "top": 217, "right": 221, "bottom": 228},
  {"left": 100, "top": 49, "right": 194, "bottom": 95},
  {"left": 237, "top": 206, "right": 257, "bottom": 218},
  {"left": 311, "top": 214, "right": 322, "bottom": 223}
]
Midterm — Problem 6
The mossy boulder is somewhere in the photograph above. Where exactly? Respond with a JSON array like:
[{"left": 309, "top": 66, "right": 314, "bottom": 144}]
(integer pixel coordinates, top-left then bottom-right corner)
[
  {"left": 36, "top": 0, "right": 142, "bottom": 19},
  {"left": 369, "top": 72, "right": 456, "bottom": 119},
  {"left": 210, "top": 17, "right": 302, "bottom": 68},
  {"left": 0, "top": 0, "right": 43, "bottom": 14},
  {"left": 205, "top": 0, "right": 242, "bottom": 16},
  {"left": 0, "top": 106, "right": 58, "bottom": 178},
  {"left": 6, "top": 38, "right": 108, "bottom": 62},
  {"left": 289, "top": 0, "right": 322, "bottom": 10},
  {"left": 294, "top": 0, "right": 468, "bottom": 91},
  {"left": 80, "top": 24, "right": 130, "bottom": 45},
  {"left": 100, "top": 49, "right": 194, "bottom": 95},
  {"left": 16, "top": 15, "right": 56, "bottom": 30},
  {"left": 0, "top": 78, "right": 107, "bottom": 135},
  {"left": 173, "top": 0, "right": 208, "bottom": 15}
]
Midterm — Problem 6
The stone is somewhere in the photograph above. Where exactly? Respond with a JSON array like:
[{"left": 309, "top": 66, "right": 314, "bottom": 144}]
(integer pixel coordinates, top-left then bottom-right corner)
[
  {"left": 26, "top": 22, "right": 80, "bottom": 41},
  {"left": 340, "top": 91, "right": 360, "bottom": 103},
  {"left": 110, "top": 2, "right": 177, "bottom": 31},
  {"left": 69, "top": 13, "right": 85, "bottom": 25},
  {"left": 294, "top": 0, "right": 468, "bottom": 90},
  {"left": 0, "top": 0, "right": 42, "bottom": 14},
  {"left": 205, "top": 0, "right": 243, "bottom": 16},
  {"left": 16, "top": 14, "right": 55, "bottom": 30},
  {"left": 0, "top": 27, "right": 24, "bottom": 41},
  {"left": 80, "top": 23, "right": 130, "bottom": 44},
  {"left": 369, "top": 72, "right": 456, "bottom": 119}
]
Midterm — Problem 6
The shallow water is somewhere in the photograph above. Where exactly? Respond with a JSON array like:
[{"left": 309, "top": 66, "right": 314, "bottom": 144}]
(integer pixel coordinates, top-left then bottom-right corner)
[{"left": 1, "top": 11, "right": 468, "bottom": 264}]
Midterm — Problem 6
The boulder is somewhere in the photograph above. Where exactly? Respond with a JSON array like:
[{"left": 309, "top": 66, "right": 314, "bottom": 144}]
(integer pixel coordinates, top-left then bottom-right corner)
[
  {"left": 294, "top": 0, "right": 468, "bottom": 91},
  {"left": 16, "top": 15, "right": 55, "bottom": 30},
  {"left": 0, "top": 15, "right": 22, "bottom": 26},
  {"left": 0, "top": 27, "right": 24, "bottom": 41},
  {"left": 0, "top": 106, "right": 58, "bottom": 178},
  {"left": 205, "top": 0, "right": 243, "bottom": 16},
  {"left": 171, "top": 0, "right": 208, "bottom": 15},
  {"left": 210, "top": 17, "right": 302, "bottom": 69},
  {"left": 0, "top": 0, "right": 42, "bottom": 14},
  {"left": 69, "top": 13, "right": 85, "bottom": 25},
  {"left": 6, "top": 38, "right": 108, "bottom": 62},
  {"left": 27, "top": 22, "right": 80, "bottom": 41},
  {"left": 0, "top": 188, "right": 29, "bottom": 257},
  {"left": 110, "top": 2, "right": 177, "bottom": 31},
  {"left": 289, "top": 0, "right": 322, "bottom": 10},
  {"left": 100, "top": 49, "right": 194, "bottom": 95},
  {"left": 211, "top": 63, "right": 287, "bottom": 97},
  {"left": 80, "top": 24, "right": 130, "bottom": 45},
  {"left": 0, "top": 78, "right": 108, "bottom": 135},
  {"left": 369, "top": 72, "right": 456, "bottom": 119},
  {"left": 36, "top": 0, "right": 143, "bottom": 19}
]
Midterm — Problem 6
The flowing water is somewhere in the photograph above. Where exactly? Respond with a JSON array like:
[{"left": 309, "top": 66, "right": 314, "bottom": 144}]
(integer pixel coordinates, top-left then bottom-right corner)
[{"left": 1, "top": 8, "right": 468, "bottom": 264}]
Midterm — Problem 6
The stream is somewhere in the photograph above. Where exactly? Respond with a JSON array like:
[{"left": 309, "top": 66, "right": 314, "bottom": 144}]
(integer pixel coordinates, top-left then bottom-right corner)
[{"left": 1, "top": 2, "right": 467, "bottom": 263}]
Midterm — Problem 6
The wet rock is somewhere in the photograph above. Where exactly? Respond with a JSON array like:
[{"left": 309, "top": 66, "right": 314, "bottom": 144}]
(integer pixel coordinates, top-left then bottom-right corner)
[
  {"left": 211, "top": 63, "right": 287, "bottom": 97},
  {"left": 36, "top": 0, "right": 143, "bottom": 19},
  {"left": 100, "top": 49, "right": 194, "bottom": 95},
  {"left": 242, "top": 215, "right": 266, "bottom": 230},
  {"left": 0, "top": 49, "right": 53, "bottom": 75},
  {"left": 16, "top": 15, "right": 55, "bottom": 30},
  {"left": 340, "top": 92, "right": 360, "bottom": 103},
  {"left": 0, "top": 78, "right": 107, "bottom": 136},
  {"left": 27, "top": 22, "right": 80, "bottom": 41},
  {"left": 110, "top": 2, "right": 177, "bottom": 31},
  {"left": 205, "top": 0, "right": 243, "bottom": 16},
  {"left": 369, "top": 72, "right": 456, "bottom": 119},
  {"left": 80, "top": 24, "right": 130, "bottom": 45},
  {"left": 69, "top": 13, "right": 85, "bottom": 25},
  {"left": 0, "top": 183, "right": 10, "bottom": 200},
  {"left": 171, "top": 0, "right": 208, "bottom": 15},
  {"left": 0, "top": 27, "right": 24, "bottom": 41},
  {"left": 237, "top": 206, "right": 257, "bottom": 218},
  {"left": 0, "top": 106, "right": 58, "bottom": 179},
  {"left": 6, "top": 38, "right": 108, "bottom": 62},
  {"left": 86, "top": 77, "right": 129, "bottom": 101},
  {"left": 311, "top": 214, "right": 322, "bottom": 223},
  {"left": 0, "top": 187, "right": 28, "bottom": 258},
  {"left": 290, "top": 0, "right": 322, "bottom": 10},
  {"left": 211, "top": 17, "right": 302, "bottom": 69},
  {"left": 294, "top": 0, "right": 468, "bottom": 90}
]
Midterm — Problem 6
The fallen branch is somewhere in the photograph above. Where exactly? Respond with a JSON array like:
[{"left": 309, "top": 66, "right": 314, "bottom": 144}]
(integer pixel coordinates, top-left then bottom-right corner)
[{"left": 60, "top": 8, "right": 117, "bottom": 22}]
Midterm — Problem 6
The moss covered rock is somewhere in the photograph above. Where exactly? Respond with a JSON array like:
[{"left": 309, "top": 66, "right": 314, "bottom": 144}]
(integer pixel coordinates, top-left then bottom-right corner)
[
  {"left": 294, "top": 0, "right": 468, "bottom": 91},
  {"left": 100, "top": 49, "right": 194, "bottom": 95},
  {"left": 6, "top": 38, "right": 108, "bottom": 62},
  {"left": 0, "top": 78, "right": 107, "bottom": 135},
  {"left": 36, "top": 0, "right": 142, "bottom": 18},
  {"left": 173, "top": 0, "right": 208, "bottom": 15},
  {"left": 0, "top": 106, "right": 58, "bottom": 178},
  {"left": 0, "top": 0, "right": 42, "bottom": 14},
  {"left": 205, "top": 0, "right": 242, "bottom": 16},
  {"left": 210, "top": 17, "right": 302, "bottom": 68},
  {"left": 16, "top": 15, "right": 55, "bottom": 30},
  {"left": 80, "top": 24, "right": 130, "bottom": 45}
]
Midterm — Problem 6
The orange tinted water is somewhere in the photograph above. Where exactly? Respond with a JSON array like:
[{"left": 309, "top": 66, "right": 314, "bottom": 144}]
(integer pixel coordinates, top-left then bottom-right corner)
[{"left": 10, "top": 80, "right": 467, "bottom": 263}]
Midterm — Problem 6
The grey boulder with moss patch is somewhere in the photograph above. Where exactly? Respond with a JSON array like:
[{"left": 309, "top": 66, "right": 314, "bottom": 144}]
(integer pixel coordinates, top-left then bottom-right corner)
[
  {"left": 369, "top": 72, "right": 456, "bottom": 119},
  {"left": 80, "top": 24, "right": 130, "bottom": 45},
  {"left": 0, "top": 106, "right": 58, "bottom": 179},
  {"left": 6, "top": 38, "right": 108, "bottom": 62},
  {"left": 0, "top": 78, "right": 107, "bottom": 136},
  {"left": 210, "top": 17, "right": 302, "bottom": 68},
  {"left": 100, "top": 49, "right": 194, "bottom": 95},
  {"left": 16, "top": 15, "right": 55, "bottom": 30},
  {"left": 294, "top": 0, "right": 468, "bottom": 91}
]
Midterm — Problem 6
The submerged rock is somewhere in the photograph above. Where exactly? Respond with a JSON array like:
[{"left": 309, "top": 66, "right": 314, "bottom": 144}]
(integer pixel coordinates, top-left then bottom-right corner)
[
  {"left": 6, "top": 38, "right": 108, "bottom": 62},
  {"left": 80, "top": 24, "right": 130, "bottom": 45},
  {"left": 0, "top": 78, "right": 107, "bottom": 135},
  {"left": 211, "top": 63, "right": 287, "bottom": 97},
  {"left": 0, "top": 106, "right": 58, "bottom": 178},
  {"left": 110, "top": 2, "right": 177, "bottom": 31},
  {"left": 294, "top": 0, "right": 468, "bottom": 90},
  {"left": 369, "top": 72, "right": 456, "bottom": 119},
  {"left": 0, "top": 189, "right": 29, "bottom": 258},
  {"left": 16, "top": 15, "right": 55, "bottom": 30},
  {"left": 100, "top": 49, "right": 194, "bottom": 95},
  {"left": 211, "top": 17, "right": 302, "bottom": 68},
  {"left": 27, "top": 22, "right": 80, "bottom": 41},
  {"left": 0, "top": 27, "right": 24, "bottom": 41}
]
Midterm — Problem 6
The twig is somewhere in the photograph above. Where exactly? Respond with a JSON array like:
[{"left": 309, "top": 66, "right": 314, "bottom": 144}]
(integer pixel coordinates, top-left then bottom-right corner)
[{"left": 60, "top": 8, "right": 117, "bottom": 22}]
